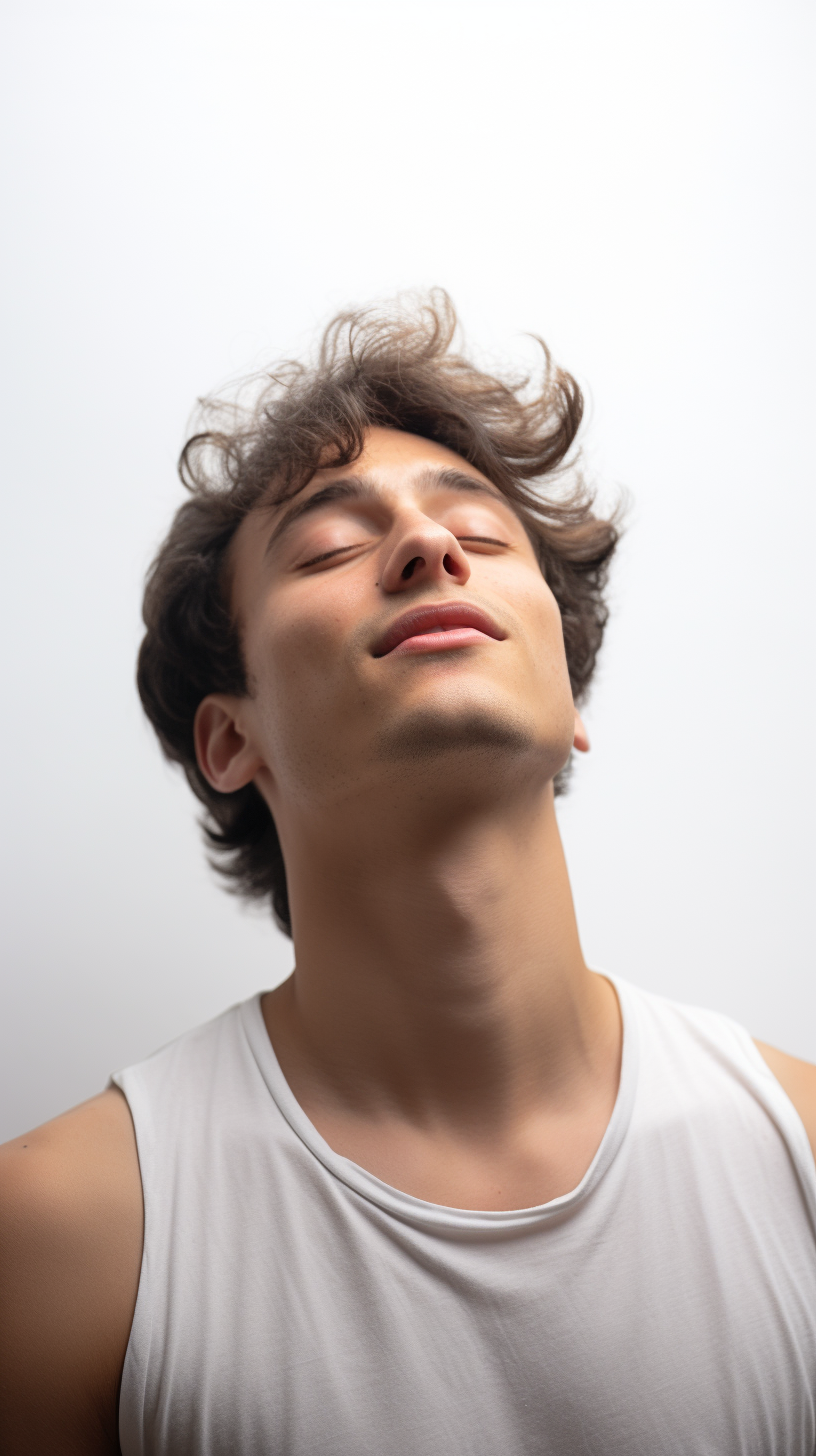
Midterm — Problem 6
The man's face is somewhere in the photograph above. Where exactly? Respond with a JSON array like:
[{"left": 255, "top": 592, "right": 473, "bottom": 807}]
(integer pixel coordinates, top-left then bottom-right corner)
[{"left": 226, "top": 427, "right": 577, "bottom": 823}]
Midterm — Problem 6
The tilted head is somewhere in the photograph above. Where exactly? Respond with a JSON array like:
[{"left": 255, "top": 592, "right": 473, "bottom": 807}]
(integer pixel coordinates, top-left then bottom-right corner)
[{"left": 137, "top": 294, "right": 619, "bottom": 936}]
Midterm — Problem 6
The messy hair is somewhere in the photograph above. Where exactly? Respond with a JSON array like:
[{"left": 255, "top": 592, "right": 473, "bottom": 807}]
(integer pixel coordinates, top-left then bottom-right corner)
[{"left": 137, "top": 292, "right": 619, "bottom": 936}]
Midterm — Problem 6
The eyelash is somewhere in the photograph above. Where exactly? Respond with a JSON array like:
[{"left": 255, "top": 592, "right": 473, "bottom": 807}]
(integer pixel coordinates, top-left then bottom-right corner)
[
  {"left": 299, "top": 545, "right": 359, "bottom": 568},
  {"left": 298, "top": 535, "right": 509, "bottom": 570}
]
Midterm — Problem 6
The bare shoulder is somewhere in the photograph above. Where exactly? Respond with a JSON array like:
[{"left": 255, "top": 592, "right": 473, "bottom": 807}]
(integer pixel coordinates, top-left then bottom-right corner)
[
  {"left": 755, "top": 1040, "right": 816, "bottom": 1163},
  {"left": 0, "top": 1086, "right": 143, "bottom": 1455}
]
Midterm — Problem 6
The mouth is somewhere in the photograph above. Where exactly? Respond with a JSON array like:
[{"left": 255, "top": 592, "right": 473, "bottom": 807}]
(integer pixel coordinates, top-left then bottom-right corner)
[{"left": 372, "top": 601, "right": 507, "bottom": 659}]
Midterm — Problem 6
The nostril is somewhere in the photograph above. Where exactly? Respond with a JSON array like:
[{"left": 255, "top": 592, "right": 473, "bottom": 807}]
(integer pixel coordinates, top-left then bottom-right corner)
[
  {"left": 443, "top": 554, "right": 457, "bottom": 575},
  {"left": 401, "top": 556, "right": 422, "bottom": 581}
]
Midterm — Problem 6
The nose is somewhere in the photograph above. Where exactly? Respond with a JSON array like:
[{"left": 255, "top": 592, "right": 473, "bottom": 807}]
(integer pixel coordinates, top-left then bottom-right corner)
[{"left": 379, "top": 512, "right": 471, "bottom": 594}]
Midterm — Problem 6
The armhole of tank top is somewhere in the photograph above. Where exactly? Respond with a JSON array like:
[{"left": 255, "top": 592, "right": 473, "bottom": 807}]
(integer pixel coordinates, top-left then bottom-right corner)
[{"left": 109, "top": 1067, "right": 153, "bottom": 1456}]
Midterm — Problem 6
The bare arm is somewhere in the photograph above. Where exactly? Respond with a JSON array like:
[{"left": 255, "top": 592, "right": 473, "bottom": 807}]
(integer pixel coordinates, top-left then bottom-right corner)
[
  {"left": 755, "top": 1041, "right": 816, "bottom": 1165},
  {"left": 0, "top": 1087, "right": 144, "bottom": 1455}
]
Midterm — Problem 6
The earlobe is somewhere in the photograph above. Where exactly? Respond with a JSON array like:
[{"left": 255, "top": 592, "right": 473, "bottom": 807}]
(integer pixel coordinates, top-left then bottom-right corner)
[
  {"left": 573, "top": 711, "right": 590, "bottom": 754},
  {"left": 194, "top": 695, "right": 263, "bottom": 793}
]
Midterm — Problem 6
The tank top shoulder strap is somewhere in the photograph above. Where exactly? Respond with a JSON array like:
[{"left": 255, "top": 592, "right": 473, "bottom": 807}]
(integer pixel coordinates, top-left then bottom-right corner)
[{"left": 612, "top": 975, "right": 816, "bottom": 1231}]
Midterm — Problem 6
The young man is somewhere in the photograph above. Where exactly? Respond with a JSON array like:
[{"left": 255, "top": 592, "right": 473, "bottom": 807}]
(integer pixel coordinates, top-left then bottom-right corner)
[{"left": 1, "top": 296, "right": 815, "bottom": 1455}]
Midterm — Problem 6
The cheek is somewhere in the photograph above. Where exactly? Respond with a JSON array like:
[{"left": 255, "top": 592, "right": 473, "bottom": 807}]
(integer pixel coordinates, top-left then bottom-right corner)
[
  {"left": 242, "top": 588, "right": 364, "bottom": 750},
  {"left": 505, "top": 571, "right": 569, "bottom": 668},
  {"left": 515, "top": 578, "right": 576, "bottom": 728},
  {"left": 245, "top": 610, "right": 327, "bottom": 723}
]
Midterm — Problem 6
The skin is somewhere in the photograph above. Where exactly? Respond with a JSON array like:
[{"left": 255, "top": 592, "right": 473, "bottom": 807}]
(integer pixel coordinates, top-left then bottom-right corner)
[{"left": 1, "top": 426, "right": 815, "bottom": 1452}]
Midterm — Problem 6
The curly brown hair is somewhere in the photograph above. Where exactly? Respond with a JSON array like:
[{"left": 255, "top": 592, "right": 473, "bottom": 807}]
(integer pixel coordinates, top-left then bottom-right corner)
[{"left": 137, "top": 293, "right": 619, "bottom": 936}]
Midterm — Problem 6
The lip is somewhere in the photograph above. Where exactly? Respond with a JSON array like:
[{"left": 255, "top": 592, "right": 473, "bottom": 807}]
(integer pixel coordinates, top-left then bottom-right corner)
[{"left": 372, "top": 601, "right": 506, "bottom": 658}]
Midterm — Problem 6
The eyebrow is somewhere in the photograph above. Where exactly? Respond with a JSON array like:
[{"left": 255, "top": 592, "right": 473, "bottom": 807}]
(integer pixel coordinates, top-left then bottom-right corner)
[{"left": 263, "top": 467, "right": 503, "bottom": 559}]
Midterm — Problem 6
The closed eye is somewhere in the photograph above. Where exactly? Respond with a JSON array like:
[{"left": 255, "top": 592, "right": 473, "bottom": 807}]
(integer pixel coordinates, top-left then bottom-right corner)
[
  {"left": 457, "top": 535, "right": 509, "bottom": 548},
  {"left": 298, "top": 542, "right": 367, "bottom": 569}
]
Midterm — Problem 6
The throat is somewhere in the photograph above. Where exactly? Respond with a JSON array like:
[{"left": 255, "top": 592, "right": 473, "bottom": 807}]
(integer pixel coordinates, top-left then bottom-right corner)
[{"left": 264, "top": 783, "right": 621, "bottom": 1208}]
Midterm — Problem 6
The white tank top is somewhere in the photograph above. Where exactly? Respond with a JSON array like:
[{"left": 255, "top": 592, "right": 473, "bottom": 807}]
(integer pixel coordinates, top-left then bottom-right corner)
[{"left": 113, "top": 976, "right": 816, "bottom": 1455}]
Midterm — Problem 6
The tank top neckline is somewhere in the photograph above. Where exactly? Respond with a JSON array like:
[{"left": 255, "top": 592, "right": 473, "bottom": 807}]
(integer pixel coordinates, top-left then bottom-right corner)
[{"left": 238, "top": 972, "right": 639, "bottom": 1234}]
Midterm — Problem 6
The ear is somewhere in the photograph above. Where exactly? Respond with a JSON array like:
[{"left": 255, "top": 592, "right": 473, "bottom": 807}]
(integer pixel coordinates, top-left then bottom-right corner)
[
  {"left": 573, "top": 710, "right": 590, "bottom": 754},
  {"left": 194, "top": 694, "right": 264, "bottom": 794}
]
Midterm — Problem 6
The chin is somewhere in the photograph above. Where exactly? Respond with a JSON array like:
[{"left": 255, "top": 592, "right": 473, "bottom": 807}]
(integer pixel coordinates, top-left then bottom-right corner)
[
  {"left": 373, "top": 699, "right": 571, "bottom": 784},
  {"left": 375, "top": 706, "right": 529, "bottom": 761}
]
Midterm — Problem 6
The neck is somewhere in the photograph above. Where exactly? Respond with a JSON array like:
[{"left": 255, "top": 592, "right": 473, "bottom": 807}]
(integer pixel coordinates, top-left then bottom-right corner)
[{"left": 265, "top": 778, "right": 617, "bottom": 1135}]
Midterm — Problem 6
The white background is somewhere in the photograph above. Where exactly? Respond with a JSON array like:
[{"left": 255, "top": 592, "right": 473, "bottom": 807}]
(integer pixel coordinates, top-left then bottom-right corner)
[{"left": 1, "top": 0, "right": 813, "bottom": 1141}]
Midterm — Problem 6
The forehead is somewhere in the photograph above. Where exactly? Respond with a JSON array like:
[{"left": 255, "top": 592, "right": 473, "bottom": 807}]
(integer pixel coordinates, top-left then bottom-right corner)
[
  {"left": 295, "top": 426, "right": 496, "bottom": 498},
  {"left": 322, "top": 425, "right": 489, "bottom": 486}
]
